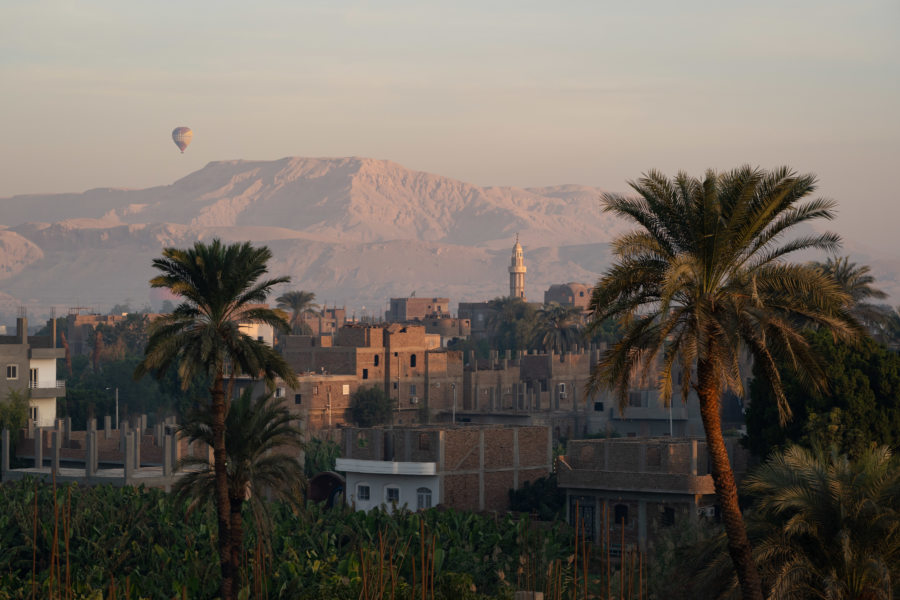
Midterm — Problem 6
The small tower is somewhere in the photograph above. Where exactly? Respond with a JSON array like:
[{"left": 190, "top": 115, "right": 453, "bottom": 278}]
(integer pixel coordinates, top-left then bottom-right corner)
[{"left": 508, "top": 234, "right": 526, "bottom": 300}]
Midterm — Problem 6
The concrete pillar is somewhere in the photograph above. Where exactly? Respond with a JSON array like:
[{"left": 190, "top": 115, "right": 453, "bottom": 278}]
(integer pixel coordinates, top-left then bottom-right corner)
[
  {"left": 478, "top": 429, "right": 485, "bottom": 511},
  {"left": 124, "top": 433, "right": 134, "bottom": 481},
  {"left": 2, "top": 428, "right": 10, "bottom": 475},
  {"left": 163, "top": 434, "right": 173, "bottom": 476},
  {"left": 104, "top": 415, "right": 112, "bottom": 440},
  {"left": 638, "top": 500, "right": 648, "bottom": 552},
  {"left": 170, "top": 429, "right": 180, "bottom": 471},
  {"left": 34, "top": 429, "right": 43, "bottom": 469},
  {"left": 64, "top": 417, "right": 72, "bottom": 443},
  {"left": 512, "top": 428, "right": 519, "bottom": 489},
  {"left": 120, "top": 422, "right": 130, "bottom": 454},
  {"left": 140, "top": 414, "right": 147, "bottom": 433},
  {"left": 27, "top": 418, "right": 34, "bottom": 439},
  {"left": 132, "top": 430, "right": 141, "bottom": 470},
  {"left": 86, "top": 431, "right": 96, "bottom": 477},
  {"left": 51, "top": 431, "right": 61, "bottom": 475}
]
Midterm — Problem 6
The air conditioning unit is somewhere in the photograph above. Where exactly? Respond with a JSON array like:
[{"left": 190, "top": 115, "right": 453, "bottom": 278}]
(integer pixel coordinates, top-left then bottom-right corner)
[
  {"left": 559, "top": 392, "right": 567, "bottom": 399},
  {"left": 697, "top": 506, "right": 715, "bottom": 518},
  {"left": 409, "top": 397, "right": 419, "bottom": 405}
]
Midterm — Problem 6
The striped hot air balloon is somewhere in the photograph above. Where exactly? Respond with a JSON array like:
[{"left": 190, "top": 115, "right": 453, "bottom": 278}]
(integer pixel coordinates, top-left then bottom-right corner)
[{"left": 172, "top": 127, "right": 193, "bottom": 153}]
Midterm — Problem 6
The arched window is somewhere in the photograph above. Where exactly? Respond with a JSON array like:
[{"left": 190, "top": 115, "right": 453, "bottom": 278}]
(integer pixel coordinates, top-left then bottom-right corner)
[
  {"left": 410, "top": 354, "right": 417, "bottom": 368},
  {"left": 417, "top": 487, "right": 432, "bottom": 510}
]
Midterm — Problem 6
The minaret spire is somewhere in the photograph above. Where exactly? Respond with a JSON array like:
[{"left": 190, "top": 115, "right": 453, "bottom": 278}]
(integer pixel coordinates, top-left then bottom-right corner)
[{"left": 508, "top": 234, "right": 526, "bottom": 300}]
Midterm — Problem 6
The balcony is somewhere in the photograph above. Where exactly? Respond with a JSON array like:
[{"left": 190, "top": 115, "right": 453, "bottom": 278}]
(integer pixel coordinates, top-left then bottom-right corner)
[{"left": 28, "top": 380, "right": 66, "bottom": 398}]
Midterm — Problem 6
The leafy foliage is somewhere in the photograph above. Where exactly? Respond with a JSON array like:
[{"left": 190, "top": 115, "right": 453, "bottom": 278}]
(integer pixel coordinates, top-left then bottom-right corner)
[
  {"left": 507, "top": 474, "right": 565, "bottom": 520},
  {"left": 0, "top": 388, "right": 29, "bottom": 432},
  {"left": 275, "top": 290, "right": 319, "bottom": 335},
  {"left": 350, "top": 385, "right": 393, "bottom": 427},
  {"left": 304, "top": 437, "right": 341, "bottom": 478},
  {"left": 745, "top": 328, "right": 900, "bottom": 458}
]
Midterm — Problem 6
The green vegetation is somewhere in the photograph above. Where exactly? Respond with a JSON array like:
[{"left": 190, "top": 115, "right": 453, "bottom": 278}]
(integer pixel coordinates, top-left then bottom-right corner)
[
  {"left": 0, "top": 479, "right": 578, "bottom": 599},
  {"left": 350, "top": 385, "right": 393, "bottom": 427},
  {"left": 135, "top": 239, "right": 297, "bottom": 600},
  {"left": 587, "top": 166, "right": 863, "bottom": 600},
  {"left": 0, "top": 388, "right": 29, "bottom": 433},
  {"left": 746, "top": 327, "right": 900, "bottom": 458},
  {"left": 507, "top": 474, "right": 565, "bottom": 521}
]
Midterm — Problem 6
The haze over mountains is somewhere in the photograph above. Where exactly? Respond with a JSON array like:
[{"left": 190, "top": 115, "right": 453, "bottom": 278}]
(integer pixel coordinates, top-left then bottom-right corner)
[
  {"left": 0, "top": 157, "right": 632, "bottom": 317},
  {"left": 2, "top": 156, "right": 897, "bottom": 320}
]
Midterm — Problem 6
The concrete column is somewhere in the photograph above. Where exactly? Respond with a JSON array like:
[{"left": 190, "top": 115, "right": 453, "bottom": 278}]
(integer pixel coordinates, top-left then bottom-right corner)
[
  {"left": 64, "top": 417, "right": 72, "bottom": 443},
  {"left": 51, "top": 431, "right": 61, "bottom": 475},
  {"left": 86, "top": 431, "right": 96, "bottom": 477},
  {"left": 513, "top": 428, "right": 519, "bottom": 489},
  {"left": 638, "top": 500, "right": 648, "bottom": 552},
  {"left": 170, "top": 429, "right": 180, "bottom": 471},
  {"left": 34, "top": 429, "right": 43, "bottom": 469},
  {"left": 2, "top": 428, "right": 10, "bottom": 475},
  {"left": 124, "top": 433, "right": 134, "bottom": 481},
  {"left": 27, "top": 418, "right": 34, "bottom": 439},
  {"left": 120, "top": 422, "right": 130, "bottom": 454},
  {"left": 140, "top": 414, "right": 147, "bottom": 433},
  {"left": 478, "top": 429, "right": 485, "bottom": 511},
  {"left": 104, "top": 415, "right": 112, "bottom": 440},
  {"left": 132, "top": 431, "right": 141, "bottom": 470},
  {"left": 163, "top": 434, "right": 173, "bottom": 476}
]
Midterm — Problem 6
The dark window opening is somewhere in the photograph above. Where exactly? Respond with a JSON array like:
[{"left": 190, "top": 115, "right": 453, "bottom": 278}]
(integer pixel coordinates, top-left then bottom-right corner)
[
  {"left": 362, "top": 368, "right": 369, "bottom": 380},
  {"left": 374, "top": 355, "right": 380, "bottom": 366},
  {"left": 614, "top": 504, "right": 629, "bottom": 526},
  {"left": 410, "top": 354, "right": 417, "bottom": 367},
  {"left": 593, "top": 401, "right": 605, "bottom": 412},
  {"left": 662, "top": 507, "right": 675, "bottom": 527},
  {"left": 418, "top": 433, "right": 430, "bottom": 450},
  {"left": 294, "top": 394, "right": 302, "bottom": 405}
]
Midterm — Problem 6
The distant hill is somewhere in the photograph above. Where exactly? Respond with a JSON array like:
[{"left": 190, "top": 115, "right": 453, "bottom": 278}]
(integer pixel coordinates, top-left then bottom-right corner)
[{"left": 0, "top": 157, "right": 624, "bottom": 316}]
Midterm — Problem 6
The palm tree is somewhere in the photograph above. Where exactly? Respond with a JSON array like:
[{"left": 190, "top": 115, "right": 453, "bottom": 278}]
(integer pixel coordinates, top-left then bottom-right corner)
[
  {"left": 486, "top": 296, "right": 539, "bottom": 353},
  {"left": 534, "top": 303, "right": 584, "bottom": 354},
  {"left": 743, "top": 445, "right": 900, "bottom": 600},
  {"left": 276, "top": 290, "right": 319, "bottom": 335},
  {"left": 174, "top": 389, "right": 305, "bottom": 590},
  {"left": 134, "top": 239, "right": 297, "bottom": 600},
  {"left": 587, "top": 166, "right": 863, "bottom": 600},
  {"left": 814, "top": 255, "right": 893, "bottom": 336}
]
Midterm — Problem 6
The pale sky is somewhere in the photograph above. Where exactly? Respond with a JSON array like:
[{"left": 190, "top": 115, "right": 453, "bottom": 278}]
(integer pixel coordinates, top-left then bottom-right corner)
[{"left": 1, "top": 1, "right": 898, "bottom": 251}]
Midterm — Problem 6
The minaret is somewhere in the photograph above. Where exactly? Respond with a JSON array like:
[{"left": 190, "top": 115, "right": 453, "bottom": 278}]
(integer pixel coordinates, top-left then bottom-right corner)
[{"left": 508, "top": 234, "right": 526, "bottom": 300}]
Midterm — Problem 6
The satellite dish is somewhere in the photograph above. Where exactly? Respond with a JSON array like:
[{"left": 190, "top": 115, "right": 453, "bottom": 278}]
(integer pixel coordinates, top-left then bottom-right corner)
[{"left": 171, "top": 127, "right": 193, "bottom": 153}]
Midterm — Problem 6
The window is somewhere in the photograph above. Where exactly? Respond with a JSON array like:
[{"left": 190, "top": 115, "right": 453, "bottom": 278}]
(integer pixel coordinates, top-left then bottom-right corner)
[
  {"left": 393, "top": 382, "right": 398, "bottom": 390},
  {"left": 357, "top": 484, "right": 370, "bottom": 501},
  {"left": 409, "top": 384, "right": 417, "bottom": 396},
  {"left": 342, "top": 384, "right": 350, "bottom": 395},
  {"left": 386, "top": 487, "right": 400, "bottom": 504},
  {"left": 294, "top": 394, "right": 302, "bottom": 405},
  {"left": 29, "top": 368, "right": 38, "bottom": 386},
  {"left": 614, "top": 504, "right": 629, "bottom": 526},
  {"left": 417, "top": 487, "right": 432, "bottom": 510},
  {"left": 662, "top": 506, "right": 676, "bottom": 527},
  {"left": 313, "top": 385, "right": 319, "bottom": 395},
  {"left": 628, "top": 391, "right": 644, "bottom": 408},
  {"left": 410, "top": 354, "right": 417, "bottom": 368},
  {"left": 6, "top": 365, "right": 18, "bottom": 380},
  {"left": 30, "top": 407, "right": 38, "bottom": 422},
  {"left": 418, "top": 433, "right": 431, "bottom": 450},
  {"left": 275, "top": 387, "right": 285, "bottom": 398},
  {"left": 559, "top": 383, "right": 566, "bottom": 393},
  {"left": 593, "top": 401, "right": 605, "bottom": 412},
  {"left": 362, "top": 368, "right": 369, "bottom": 380},
  {"left": 579, "top": 291, "right": 585, "bottom": 297},
  {"left": 257, "top": 336, "right": 264, "bottom": 342},
  {"left": 374, "top": 355, "right": 380, "bottom": 367}
]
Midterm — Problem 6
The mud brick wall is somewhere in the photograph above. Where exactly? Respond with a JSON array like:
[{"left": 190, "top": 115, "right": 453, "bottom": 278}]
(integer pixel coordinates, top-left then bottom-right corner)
[
  {"left": 483, "top": 428, "right": 515, "bottom": 468},
  {"left": 517, "top": 427, "right": 549, "bottom": 467},
  {"left": 443, "top": 473, "right": 480, "bottom": 511}
]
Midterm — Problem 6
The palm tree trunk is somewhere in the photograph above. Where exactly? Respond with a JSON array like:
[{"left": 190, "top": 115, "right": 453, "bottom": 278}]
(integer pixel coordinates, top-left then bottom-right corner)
[
  {"left": 212, "top": 375, "right": 233, "bottom": 600},
  {"left": 230, "top": 496, "right": 243, "bottom": 594},
  {"left": 696, "top": 359, "right": 763, "bottom": 600}
]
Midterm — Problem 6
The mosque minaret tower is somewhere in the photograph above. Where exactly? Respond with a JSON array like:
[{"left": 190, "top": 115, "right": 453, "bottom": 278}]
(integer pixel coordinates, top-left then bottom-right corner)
[{"left": 508, "top": 234, "right": 526, "bottom": 300}]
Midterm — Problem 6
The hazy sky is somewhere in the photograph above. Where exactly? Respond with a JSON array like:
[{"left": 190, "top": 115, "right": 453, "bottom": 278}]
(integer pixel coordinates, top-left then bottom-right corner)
[{"left": 2, "top": 1, "right": 898, "bottom": 251}]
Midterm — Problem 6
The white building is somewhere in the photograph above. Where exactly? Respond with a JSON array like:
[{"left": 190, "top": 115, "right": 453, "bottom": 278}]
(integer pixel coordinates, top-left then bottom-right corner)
[
  {"left": 0, "top": 317, "right": 65, "bottom": 427},
  {"left": 336, "top": 457, "right": 438, "bottom": 513}
]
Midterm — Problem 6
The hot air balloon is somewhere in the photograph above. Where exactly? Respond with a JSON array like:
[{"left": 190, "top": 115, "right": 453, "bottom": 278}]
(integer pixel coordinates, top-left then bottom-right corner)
[{"left": 172, "top": 127, "right": 193, "bottom": 153}]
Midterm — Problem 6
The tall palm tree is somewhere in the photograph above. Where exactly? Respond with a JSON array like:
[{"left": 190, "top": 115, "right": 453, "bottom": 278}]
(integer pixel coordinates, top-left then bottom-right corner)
[
  {"left": 814, "top": 255, "right": 893, "bottom": 335},
  {"left": 134, "top": 239, "right": 297, "bottom": 600},
  {"left": 744, "top": 445, "right": 900, "bottom": 600},
  {"left": 587, "top": 166, "right": 863, "bottom": 600},
  {"left": 534, "top": 303, "right": 584, "bottom": 354},
  {"left": 486, "top": 296, "right": 539, "bottom": 353},
  {"left": 276, "top": 290, "right": 319, "bottom": 335},
  {"left": 174, "top": 389, "right": 305, "bottom": 589}
]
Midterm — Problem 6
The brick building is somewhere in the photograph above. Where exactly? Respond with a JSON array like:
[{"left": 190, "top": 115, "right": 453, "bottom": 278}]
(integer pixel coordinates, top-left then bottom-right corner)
[
  {"left": 543, "top": 282, "right": 592, "bottom": 311},
  {"left": 336, "top": 425, "right": 552, "bottom": 512},
  {"left": 557, "top": 437, "right": 748, "bottom": 551},
  {"left": 386, "top": 297, "right": 450, "bottom": 322}
]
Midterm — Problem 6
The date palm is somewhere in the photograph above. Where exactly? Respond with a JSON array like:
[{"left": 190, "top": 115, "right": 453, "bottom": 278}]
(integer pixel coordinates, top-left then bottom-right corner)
[
  {"left": 814, "top": 255, "right": 892, "bottom": 336},
  {"left": 174, "top": 389, "right": 305, "bottom": 590},
  {"left": 134, "top": 238, "right": 297, "bottom": 600},
  {"left": 276, "top": 290, "right": 319, "bottom": 334},
  {"left": 534, "top": 303, "right": 584, "bottom": 354},
  {"left": 745, "top": 445, "right": 900, "bottom": 600},
  {"left": 587, "top": 166, "right": 863, "bottom": 600}
]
